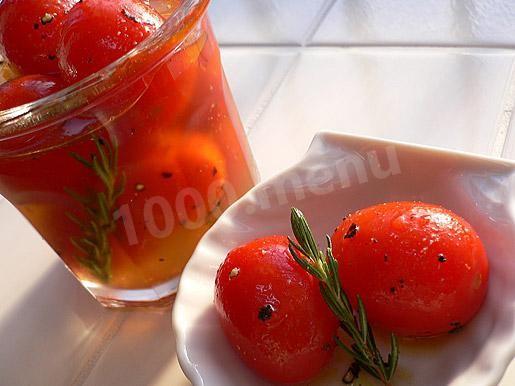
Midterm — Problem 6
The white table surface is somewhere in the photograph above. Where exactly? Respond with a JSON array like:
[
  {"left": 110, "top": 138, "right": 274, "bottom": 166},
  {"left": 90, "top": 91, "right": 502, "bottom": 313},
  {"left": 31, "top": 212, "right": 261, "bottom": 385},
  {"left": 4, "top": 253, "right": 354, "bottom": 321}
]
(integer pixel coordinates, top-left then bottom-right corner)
[{"left": 1, "top": 1, "right": 515, "bottom": 385}]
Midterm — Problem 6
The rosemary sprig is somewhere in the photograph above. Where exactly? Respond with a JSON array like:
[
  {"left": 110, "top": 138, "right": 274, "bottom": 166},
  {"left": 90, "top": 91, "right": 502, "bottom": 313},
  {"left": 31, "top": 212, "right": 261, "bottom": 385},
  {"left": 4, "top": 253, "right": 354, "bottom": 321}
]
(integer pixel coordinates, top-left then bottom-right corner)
[
  {"left": 288, "top": 208, "right": 399, "bottom": 385},
  {"left": 65, "top": 135, "right": 125, "bottom": 282}
]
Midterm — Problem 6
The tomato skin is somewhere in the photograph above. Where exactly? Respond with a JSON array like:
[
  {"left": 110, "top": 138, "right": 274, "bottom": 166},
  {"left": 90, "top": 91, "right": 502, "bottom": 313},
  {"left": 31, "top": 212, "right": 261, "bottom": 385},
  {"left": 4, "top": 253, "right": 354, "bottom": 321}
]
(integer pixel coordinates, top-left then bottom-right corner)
[
  {"left": 0, "top": 74, "right": 64, "bottom": 111},
  {"left": 0, "top": 0, "right": 78, "bottom": 75},
  {"left": 215, "top": 236, "right": 339, "bottom": 384},
  {"left": 114, "top": 132, "right": 227, "bottom": 248},
  {"left": 331, "top": 201, "right": 489, "bottom": 337},
  {"left": 57, "top": 0, "right": 163, "bottom": 83}
]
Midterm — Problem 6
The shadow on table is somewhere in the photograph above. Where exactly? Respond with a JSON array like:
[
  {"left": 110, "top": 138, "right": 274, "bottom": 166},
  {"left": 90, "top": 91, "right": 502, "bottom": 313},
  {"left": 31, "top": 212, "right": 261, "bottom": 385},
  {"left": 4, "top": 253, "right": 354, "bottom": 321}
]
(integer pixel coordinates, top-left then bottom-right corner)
[{"left": 0, "top": 261, "right": 177, "bottom": 386}]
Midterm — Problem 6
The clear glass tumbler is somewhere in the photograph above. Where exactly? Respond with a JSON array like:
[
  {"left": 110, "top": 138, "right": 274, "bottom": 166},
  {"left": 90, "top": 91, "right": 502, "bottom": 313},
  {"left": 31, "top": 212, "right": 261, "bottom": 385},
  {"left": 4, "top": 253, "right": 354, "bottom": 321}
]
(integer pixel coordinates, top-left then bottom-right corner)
[{"left": 0, "top": 0, "right": 257, "bottom": 307}]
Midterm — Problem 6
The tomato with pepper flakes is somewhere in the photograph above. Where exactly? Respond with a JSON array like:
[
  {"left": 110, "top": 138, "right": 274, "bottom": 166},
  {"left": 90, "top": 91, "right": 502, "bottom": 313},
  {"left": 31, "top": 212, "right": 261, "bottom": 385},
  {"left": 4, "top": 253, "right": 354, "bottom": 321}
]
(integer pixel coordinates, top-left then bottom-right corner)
[
  {"left": 215, "top": 236, "right": 339, "bottom": 384},
  {"left": 0, "top": 0, "right": 78, "bottom": 75},
  {"left": 331, "top": 201, "right": 489, "bottom": 337},
  {"left": 0, "top": 74, "right": 63, "bottom": 111},
  {"left": 115, "top": 132, "right": 227, "bottom": 241},
  {"left": 57, "top": 0, "right": 163, "bottom": 83}
]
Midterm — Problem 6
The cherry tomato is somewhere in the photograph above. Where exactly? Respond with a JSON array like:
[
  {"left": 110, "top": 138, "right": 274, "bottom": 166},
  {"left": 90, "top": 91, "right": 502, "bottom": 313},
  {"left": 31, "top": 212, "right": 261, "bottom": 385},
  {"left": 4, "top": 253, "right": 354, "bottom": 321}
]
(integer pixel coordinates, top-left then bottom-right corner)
[
  {"left": 58, "top": 0, "right": 163, "bottom": 83},
  {"left": 114, "top": 132, "right": 227, "bottom": 250},
  {"left": 0, "top": 0, "right": 78, "bottom": 75},
  {"left": 215, "top": 236, "right": 339, "bottom": 384},
  {"left": 110, "top": 28, "right": 209, "bottom": 140},
  {"left": 331, "top": 201, "right": 489, "bottom": 337},
  {"left": 0, "top": 74, "right": 63, "bottom": 111}
]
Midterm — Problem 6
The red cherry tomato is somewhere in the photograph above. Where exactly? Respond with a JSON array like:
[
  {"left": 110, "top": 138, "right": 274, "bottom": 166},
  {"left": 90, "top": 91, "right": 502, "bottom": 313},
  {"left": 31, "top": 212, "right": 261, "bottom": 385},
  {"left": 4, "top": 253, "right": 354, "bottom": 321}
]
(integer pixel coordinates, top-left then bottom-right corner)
[
  {"left": 331, "top": 201, "right": 489, "bottom": 337},
  {"left": 58, "top": 0, "right": 163, "bottom": 83},
  {"left": 0, "top": 0, "right": 78, "bottom": 75},
  {"left": 0, "top": 74, "right": 63, "bottom": 111},
  {"left": 114, "top": 132, "right": 227, "bottom": 251},
  {"left": 215, "top": 236, "right": 339, "bottom": 384}
]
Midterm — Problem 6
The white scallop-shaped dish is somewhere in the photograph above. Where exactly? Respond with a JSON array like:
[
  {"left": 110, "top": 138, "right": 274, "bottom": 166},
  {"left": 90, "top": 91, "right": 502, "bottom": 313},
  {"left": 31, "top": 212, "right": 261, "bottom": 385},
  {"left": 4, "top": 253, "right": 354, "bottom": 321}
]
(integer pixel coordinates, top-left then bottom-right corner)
[{"left": 172, "top": 132, "right": 515, "bottom": 386}]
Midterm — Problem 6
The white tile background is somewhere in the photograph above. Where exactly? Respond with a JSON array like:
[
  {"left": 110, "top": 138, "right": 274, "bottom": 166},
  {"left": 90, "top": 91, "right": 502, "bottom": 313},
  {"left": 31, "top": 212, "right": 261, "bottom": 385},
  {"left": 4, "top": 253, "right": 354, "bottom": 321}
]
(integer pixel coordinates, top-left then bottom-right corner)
[{"left": 1, "top": 1, "right": 515, "bottom": 385}]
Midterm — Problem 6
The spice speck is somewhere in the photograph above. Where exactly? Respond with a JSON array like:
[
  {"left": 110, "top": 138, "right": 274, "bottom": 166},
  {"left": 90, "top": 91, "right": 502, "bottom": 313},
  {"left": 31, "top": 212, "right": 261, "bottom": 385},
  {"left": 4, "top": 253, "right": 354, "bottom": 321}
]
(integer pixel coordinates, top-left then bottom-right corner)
[
  {"left": 135, "top": 183, "right": 145, "bottom": 192},
  {"left": 258, "top": 304, "right": 274, "bottom": 321},
  {"left": 448, "top": 321, "right": 463, "bottom": 334},
  {"left": 344, "top": 223, "right": 359, "bottom": 239},
  {"left": 438, "top": 253, "right": 447, "bottom": 263},
  {"left": 342, "top": 362, "right": 360, "bottom": 384},
  {"left": 41, "top": 13, "right": 54, "bottom": 25},
  {"left": 229, "top": 267, "right": 240, "bottom": 279}
]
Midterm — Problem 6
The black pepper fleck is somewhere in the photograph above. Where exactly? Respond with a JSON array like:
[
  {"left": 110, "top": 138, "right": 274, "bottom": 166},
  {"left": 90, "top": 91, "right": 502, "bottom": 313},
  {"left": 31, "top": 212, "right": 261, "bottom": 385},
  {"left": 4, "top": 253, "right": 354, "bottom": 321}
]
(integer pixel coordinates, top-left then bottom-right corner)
[
  {"left": 448, "top": 321, "right": 463, "bottom": 334},
  {"left": 390, "top": 287, "right": 396, "bottom": 294},
  {"left": 342, "top": 362, "right": 360, "bottom": 384},
  {"left": 344, "top": 223, "right": 359, "bottom": 239},
  {"left": 162, "top": 171, "right": 173, "bottom": 179},
  {"left": 384, "top": 254, "right": 389, "bottom": 262},
  {"left": 438, "top": 253, "right": 447, "bottom": 263},
  {"left": 258, "top": 304, "right": 274, "bottom": 321},
  {"left": 212, "top": 166, "right": 218, "bottom": 176},
  {"left": 34, "top": 23, "right": 40, "bottom": 30},
  {"left": 48, "top": 54, "right": 57, "bottom": 61},
  {"left": 97, "top": 137, "right": 105, "bottom": 146},
  {"left": 159, "top": 258, "right": 165, "bottom": 262}
]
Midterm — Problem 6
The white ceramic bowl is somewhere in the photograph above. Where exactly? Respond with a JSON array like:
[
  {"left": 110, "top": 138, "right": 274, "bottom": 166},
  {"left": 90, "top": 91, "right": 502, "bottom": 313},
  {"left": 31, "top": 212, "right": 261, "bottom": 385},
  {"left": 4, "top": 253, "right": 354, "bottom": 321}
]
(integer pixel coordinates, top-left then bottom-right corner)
[{"left": 172, "top": 132, "right": 515, "bottom": 386}]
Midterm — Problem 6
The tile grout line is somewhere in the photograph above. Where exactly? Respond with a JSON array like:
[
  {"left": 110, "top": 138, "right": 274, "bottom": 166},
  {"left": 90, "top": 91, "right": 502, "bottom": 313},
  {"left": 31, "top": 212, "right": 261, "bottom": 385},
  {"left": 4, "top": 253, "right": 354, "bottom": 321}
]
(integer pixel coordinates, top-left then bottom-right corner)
[
  {"left": 492, "top": 58, "right": 515, "bottom": 158},
  {"left": 301, "top": 0, "right": 337, "bottom": 46},
  {"left": 70, "top": 311, "right": 129, "bottom": 386},
  {"left": 244, "top": 52, "right": 301, "bottom": 136},
  {"left": 220, "top": 43, "right": 515, "bottom": 50},
  {"left": 244, "top": 0, "right": 337, "bottom": 136}
]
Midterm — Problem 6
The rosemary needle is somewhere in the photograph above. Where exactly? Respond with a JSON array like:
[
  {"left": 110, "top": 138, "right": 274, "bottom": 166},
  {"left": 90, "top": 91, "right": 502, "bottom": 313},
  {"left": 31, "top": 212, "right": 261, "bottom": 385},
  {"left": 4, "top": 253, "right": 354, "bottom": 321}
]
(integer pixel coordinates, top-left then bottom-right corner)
[
  {"left": 288, "top": 207, "right": 399, "bottom": 385},
  {"left": 66, "top": 135, "right": 125, "bottom": 282}
]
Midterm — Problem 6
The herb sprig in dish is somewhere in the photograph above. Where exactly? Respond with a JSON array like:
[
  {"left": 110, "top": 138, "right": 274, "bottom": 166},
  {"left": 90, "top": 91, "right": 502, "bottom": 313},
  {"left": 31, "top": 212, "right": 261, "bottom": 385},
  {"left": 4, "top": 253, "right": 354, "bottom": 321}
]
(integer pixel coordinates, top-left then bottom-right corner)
[{"left": 289, "top": 207, "right": 399, "bottom": 385}]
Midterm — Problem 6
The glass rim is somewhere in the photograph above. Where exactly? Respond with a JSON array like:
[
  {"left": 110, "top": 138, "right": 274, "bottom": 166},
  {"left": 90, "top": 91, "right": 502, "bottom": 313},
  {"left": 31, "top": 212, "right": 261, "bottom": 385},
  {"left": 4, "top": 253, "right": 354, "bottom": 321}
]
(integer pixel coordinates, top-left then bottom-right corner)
[{"left": 0, "top": 0, "right": 210, "bottom": 140}]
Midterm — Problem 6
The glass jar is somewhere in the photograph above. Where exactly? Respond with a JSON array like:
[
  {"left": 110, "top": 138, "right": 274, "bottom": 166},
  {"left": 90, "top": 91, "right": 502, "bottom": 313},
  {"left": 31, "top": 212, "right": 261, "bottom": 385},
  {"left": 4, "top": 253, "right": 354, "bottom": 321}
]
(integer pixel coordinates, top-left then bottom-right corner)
[{"left": 0, "top": 0, "right": 257, "bottom": 307}]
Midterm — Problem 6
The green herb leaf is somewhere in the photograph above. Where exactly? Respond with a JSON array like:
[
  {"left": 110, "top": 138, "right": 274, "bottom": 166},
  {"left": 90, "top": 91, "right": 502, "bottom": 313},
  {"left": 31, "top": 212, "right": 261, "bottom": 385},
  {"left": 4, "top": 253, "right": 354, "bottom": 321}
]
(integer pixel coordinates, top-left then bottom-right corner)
[
  {"left": 289, "top": 208, "right": 399, "bottom": 385},
  {"left": 66, "top": 135, "right": 125, "bottom": 282}
]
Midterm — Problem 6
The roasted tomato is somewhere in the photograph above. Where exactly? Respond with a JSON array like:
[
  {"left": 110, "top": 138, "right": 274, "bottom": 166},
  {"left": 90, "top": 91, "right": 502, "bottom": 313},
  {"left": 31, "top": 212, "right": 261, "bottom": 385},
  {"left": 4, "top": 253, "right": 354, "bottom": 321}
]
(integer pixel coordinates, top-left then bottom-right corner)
[
  {"left": 0, "top": 74, "right": 63, "bottom": 111},
  {"left": 331, "top": 201, "right": 489, "bottom": 337},
  {"left": 214, "top": 236, "right": 339, "bottom": 384},
  {"left": 0, "top": 0, "right": 78, "bottom": 75},
  {"left": 57, "top": 0, "right": 163, "bottom": 83}
]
